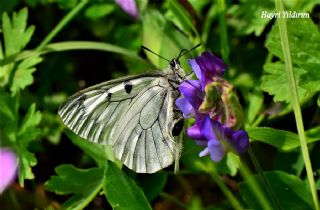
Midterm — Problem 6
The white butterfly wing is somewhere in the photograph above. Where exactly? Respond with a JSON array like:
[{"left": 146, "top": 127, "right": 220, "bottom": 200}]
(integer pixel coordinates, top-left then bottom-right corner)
[{"left": 58, "top": 74, "right": 182, "bottom": 173}]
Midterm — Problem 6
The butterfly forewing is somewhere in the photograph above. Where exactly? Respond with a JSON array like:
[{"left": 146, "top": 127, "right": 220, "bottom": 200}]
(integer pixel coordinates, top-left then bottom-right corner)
[{"left": 58, "top": 72, "right": 183, "bottom": 173}]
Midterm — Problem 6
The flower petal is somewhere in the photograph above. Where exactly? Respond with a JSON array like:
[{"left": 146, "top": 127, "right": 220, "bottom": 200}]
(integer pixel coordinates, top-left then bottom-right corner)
[
  {"left": 0, "top": 148, "right": 18, "bottom": 193},
  {"left": 200, "top": 115, "right": 217, "bottom": 141},
  {"left": 187, "top": 123, "right": 205, "bottom": 140},
  {"left": 176, "top": 97, "right": 193, "bottom": 118},
  {"left": 179, "top": 80, "right": 203, "bottom": 110},
  {"left": 207, "top": 140, "right": 225, "bottom": 162},
  {"left": 195, "top": 52, "right": 227, "bottom": 78},
  {"left": 115, "top": 0, "right": 139, "bottom": 18},
  {"left": 188, "top": 58, "right": 202, "bottom": 80},
  {"left": 230, "top": 130, "right": 249, "bottom": 154}
]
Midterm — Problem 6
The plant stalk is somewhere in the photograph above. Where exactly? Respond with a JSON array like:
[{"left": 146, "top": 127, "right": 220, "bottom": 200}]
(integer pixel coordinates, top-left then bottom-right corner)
[
  {"left": 36, "top": 0, "right": 89, "bottom": 50},
  {"left": 274, "top": 0, "right": 319, "bottom": 209}
]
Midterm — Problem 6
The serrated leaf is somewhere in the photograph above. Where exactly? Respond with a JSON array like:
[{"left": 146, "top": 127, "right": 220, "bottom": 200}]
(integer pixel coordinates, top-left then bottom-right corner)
[
  {"left": 229, "top": 0, "right": 320, "bottom": 36},
  {"left": 300, "top": 63, "right": 320, "bottom": 94},
  {"left": 228, "top": 0, "right": 274, "bottom": 36},
  {"left": 265, "top": 18, "right": 320, "bottom": 101},
  {"left": 261, "top": 62, "right": 307, "bottom": 103},
  {"left": 247, "top": 127, "right": 320, "bottom": 151},
  {"left": 239, "top": 171, "right": 313, "bottom": 210},
  {"left": 266, "top": 18, "right": 320, "bottom": 66},
  {"left": 45, "top": 164, "right": 104, "bottom": 210},
  {"left": 10, "top": 56, "right": 43, "bottom": 94},
  {"left": 16, "top": 103, "right": 42, "bottom": 185},
  {"left": 0, "top": 8, "right": 38, "bottom": 90},
  {"left": 2, "top": 8, "right": 35, "bottom": 56},
  {"left": 0, "top": 89, "right": 17, "bottom": 123},
  {"left": 103, "top": 161, "right": 152, "bottom": 210}
]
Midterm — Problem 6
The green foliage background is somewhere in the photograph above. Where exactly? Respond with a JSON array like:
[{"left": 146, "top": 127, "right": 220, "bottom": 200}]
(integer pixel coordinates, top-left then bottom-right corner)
[{"left": 0, "top": 0, "right": 319, "bottom": 209}]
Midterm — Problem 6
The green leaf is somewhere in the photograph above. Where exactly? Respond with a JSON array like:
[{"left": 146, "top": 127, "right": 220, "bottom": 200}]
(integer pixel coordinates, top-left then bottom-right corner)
[
  {"left": 10, "top": 56, "right": 42, "bottom": 95},
  {"left": 165, "top": 0, "right": 198, "bottom": 38},
  {"left": 228, "top": 0, "right": 275, "bottom": 36},
  {"left": 239, "top": 171, "right": 313, "bottom": 210},
  {"left": 300, "top": 62, "right": 320, "bottom": 94},
  {"left": 0, "top": 89, "right": 17, "bottom": 123},
  {"left": 2, "top": 8, "right": 35, "bottom": 56},
  {"left": 0, "top": 8, "right": 40, "bottom": 92},
  {"left": 84, "top": 3, "right": 115, "bottom": 20},
  {"left": 65, "top": 129, "right": 121, "bottom": 168},
  {"left": 103, "top": 161, "right": 152, "bottom": 210},
  {"left": 229, "top": 0, "right": 320, "bottom": 36},
  {"left": 265, "top": 18, "right": 320, "bottom": 100},
  {"left": 138, "top": 172, "right": 168, "bottom": 202},
  {"left": 247, "top": 127, "right": 320, "bottom": 151},
  {"left": 245, "top": 90, "right": 263, "bottom": 125},
  {"left": 266, "top": 18, "right": 320, "bottom": 66},
  {"left": 45, "top": 164, "right": 104, "bottom": 210},
  {"left": 17, "top": 103, "right": 42, "bottom": 185},
  {"left": 142, "top": 9, "right": 194, "bottom": 70},
  {"left": 261, "top": 62, "right": 307, "bottom": 103}
]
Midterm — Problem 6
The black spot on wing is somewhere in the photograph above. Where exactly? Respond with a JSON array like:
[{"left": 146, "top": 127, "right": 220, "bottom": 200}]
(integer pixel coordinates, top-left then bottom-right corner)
[
  {"left": 107, "top": 92, "right": 112, "bottom": 100},
  {"left": 124, "top": 81, "right": 132, "bottom": 94}
]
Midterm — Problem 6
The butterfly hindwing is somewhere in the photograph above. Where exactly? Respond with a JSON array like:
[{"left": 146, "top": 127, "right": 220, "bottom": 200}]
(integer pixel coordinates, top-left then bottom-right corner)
[{"left": 58, "top": 73, "right": 181, "bottom": 173}]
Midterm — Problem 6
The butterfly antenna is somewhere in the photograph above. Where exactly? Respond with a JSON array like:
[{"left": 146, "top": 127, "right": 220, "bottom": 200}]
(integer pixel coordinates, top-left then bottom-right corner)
[
  {"left": 177, "top": 43, "right": 201, "bottom": 59},
  {"left": 141, "top": 46, "right": 171, "bottom": 63}
]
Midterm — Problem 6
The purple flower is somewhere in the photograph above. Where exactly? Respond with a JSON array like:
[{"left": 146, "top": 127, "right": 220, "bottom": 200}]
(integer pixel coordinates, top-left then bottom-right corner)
[
  {"left": 115, "top": 0, "right": 139, "bottom": 18},
  {"left": 188, "top": 52, "right": 227, "bottom": 90},
  {"left": 0, "top": 148, "right": 18, "bottom": 193},
  {"left": 189, "top": 115, "right": 249, "bottom": 162},
  {"left": 176, "top": 80, "right": 203, "bottom": 118},
  {"left": 176, "top": 50, "right": 249, "bottom": 162}
]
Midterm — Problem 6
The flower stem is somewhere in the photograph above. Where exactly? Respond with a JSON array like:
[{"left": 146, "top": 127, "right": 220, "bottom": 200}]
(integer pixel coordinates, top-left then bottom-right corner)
[
  {"left": 160, "top": 192, "right": 188, "bottom": 209},
  {"left": 248, "top": 147, "right": 282, "bottom": 210},
  {"left": 217, "top": 0, "right": 229, "bottom": 63},
  {"left": 36, "top": 0, "right": 89, "bottom": 50},
  {"left": 239, "top": 160, "right": 273, "bottom": 209},
  {"left": 208, "top": 168, "right": 243, "bottom": 210},
  {"left": 274, "top": 1, "right": 319, "bottom": 209}
]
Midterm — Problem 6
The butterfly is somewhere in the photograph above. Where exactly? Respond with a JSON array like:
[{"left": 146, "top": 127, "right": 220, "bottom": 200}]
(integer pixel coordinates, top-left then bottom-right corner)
[{"left": 58, "top": 45, "right": 200, "bottom": 173}]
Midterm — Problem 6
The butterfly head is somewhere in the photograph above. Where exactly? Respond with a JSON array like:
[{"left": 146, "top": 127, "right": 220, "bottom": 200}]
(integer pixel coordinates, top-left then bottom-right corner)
[
  {"left": 169, "top": 58, "right": 181, "bottom": 70},
  {"left": 169, "top": 58, "right": 185, "bottom": 82}
]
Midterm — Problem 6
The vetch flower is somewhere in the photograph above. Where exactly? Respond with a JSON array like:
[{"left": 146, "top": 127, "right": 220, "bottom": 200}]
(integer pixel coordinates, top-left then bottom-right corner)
[
  {"left": 0, "top": 148, "right": 18, "bottom": 193},
  {"left": 192, "top": 116, "right": 249, "bottom": 162},
  {"left": 188, "top": 51, "right": 227, "bottom": 90},
  {"left": 176, "top": 80, "right": 203, "bottom": 118},
  {"left": 115, "top": 0, "right": 139, "bottom": 18},
  {"left": 176, "top": 50, "right": 249, "bottom": 162}
]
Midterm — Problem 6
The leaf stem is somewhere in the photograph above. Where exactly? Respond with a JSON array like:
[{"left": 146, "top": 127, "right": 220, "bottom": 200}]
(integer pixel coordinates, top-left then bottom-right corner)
[
  {"left": 36, "top": 0, "right": 89, "bottom": 51},
  {"left": 239, "top": 160, "right": 273, "bottom": 209},
  {"left": 248, "top": 147, "right": 282, "bottom": 210},
  {"left": 160, "top": 192, "right": 188, "bottom": 209},
  {"left": 274, "top": 1, "right": 319, "bottom": 209},
  {"left": 2, "top": 41, "right": 150, "bottom": 68},
  {"left": 208, "top": 168, "right": 243, "bottom": 210}
]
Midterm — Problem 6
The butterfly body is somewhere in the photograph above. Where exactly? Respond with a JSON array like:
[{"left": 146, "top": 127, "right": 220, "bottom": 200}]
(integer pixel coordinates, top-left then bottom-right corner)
[{"left": 59, "top": 61, "right": 185, "bottom": 173}]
